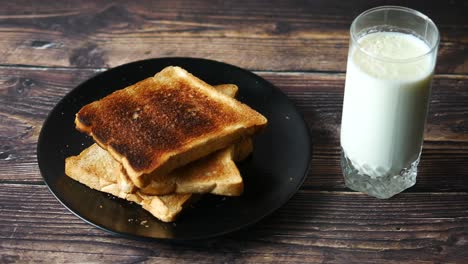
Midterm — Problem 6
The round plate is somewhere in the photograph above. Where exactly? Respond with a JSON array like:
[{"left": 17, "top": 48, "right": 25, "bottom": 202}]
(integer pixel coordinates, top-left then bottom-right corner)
[{"left": 37, "top": 58, "right": 311, "bottom": 240}]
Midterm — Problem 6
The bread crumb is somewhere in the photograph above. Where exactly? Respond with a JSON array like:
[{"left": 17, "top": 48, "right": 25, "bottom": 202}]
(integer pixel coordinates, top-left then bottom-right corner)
[
  {"left": 99, "top": 205, "right": 103, "bottom": 208},
  {"left": 140, "top": 220, "right": 148, "bottom": 225}
]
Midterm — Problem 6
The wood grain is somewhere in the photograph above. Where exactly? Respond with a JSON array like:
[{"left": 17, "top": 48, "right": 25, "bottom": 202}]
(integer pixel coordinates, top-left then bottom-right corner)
[
  {"left": 1, "top": 1, "right": 468, "bottom": 262},
  {"left": 0, "top": 184, "right": 467, "bottom": 263},
  {"left": 0, "top": 0, "right": 466, "bottom": 73},
  {"left": 0, "top": 68, "right": 467, "bottom": 192}
]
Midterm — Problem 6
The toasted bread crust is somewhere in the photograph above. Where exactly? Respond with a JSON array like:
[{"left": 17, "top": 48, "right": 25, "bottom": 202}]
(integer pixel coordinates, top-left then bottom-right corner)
[
  {"left": 212, "top": 84, "right": 238, "bottom": 98},
  {"left": 67, "top": 137, "right": 251, "bottom": 198},
  {"left": 64, "top": 140, "right": 248, "bottom": 221},
  {"left": 127, "top": 126, "right": 254, "bottom": 188},
  {"left": 137, "top": 137, "right": 252, "bottom": 195},
  {"left": 75, "top": 66, "right": 267, "bottom": 182},
  {"left": 65, "top": 144, "right": 192, "bottom": 222}
]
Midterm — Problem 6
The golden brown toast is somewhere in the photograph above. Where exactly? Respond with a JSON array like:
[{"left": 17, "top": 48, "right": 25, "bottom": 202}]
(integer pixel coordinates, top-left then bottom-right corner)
[
  {"left": 75, "top": 66, "right": 267, "bottom": 188},
  {"left": 65, "top": 144, "right": 193, "bottom": 222},
  {"left": 212, "top": 83, "right": 239, "bottom": 98}
]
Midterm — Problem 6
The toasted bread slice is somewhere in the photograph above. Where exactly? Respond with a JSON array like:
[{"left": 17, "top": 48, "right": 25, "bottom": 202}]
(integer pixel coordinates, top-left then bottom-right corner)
[
  {"left": 75, "top": 66, "right": 267, "bottom": 188},
  {"left": 65, "top": 83, "right": 248, "bottom": 221},
  {"left": 116, "top": 83, "right": 249, "bottom": 195},
  {"left": 65, "top": 144, "right": 193, "bottom": 222},
  {"left": 136, "top": 137, "right": 252, "bottom": 195},
  {"left": 115, "top": 83, "right": 241, "bottom": 194},
  {"left": 65, "top": 137, "right": 251, "bottom": 221}
]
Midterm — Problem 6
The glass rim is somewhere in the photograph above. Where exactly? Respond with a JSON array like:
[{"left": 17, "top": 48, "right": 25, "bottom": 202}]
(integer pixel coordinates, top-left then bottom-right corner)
[{"left": 350, "top": 6, "right": 440, "bottom": 63}]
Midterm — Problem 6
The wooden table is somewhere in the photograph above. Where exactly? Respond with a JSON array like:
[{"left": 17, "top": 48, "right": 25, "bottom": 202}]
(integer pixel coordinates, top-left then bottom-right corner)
[{"left": 1, "top": 1, "right": 467, "bottom": 263}]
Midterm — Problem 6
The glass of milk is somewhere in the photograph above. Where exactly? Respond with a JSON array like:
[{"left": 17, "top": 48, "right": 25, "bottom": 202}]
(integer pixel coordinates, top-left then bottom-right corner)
[{"left": 340, "top": 6, "right": 439, "bottom": 198}]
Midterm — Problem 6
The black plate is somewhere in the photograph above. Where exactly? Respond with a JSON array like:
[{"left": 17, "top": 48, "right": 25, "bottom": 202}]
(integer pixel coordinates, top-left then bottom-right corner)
[{"left": 37, "top": 58, "right": 311, "bottom": 240}]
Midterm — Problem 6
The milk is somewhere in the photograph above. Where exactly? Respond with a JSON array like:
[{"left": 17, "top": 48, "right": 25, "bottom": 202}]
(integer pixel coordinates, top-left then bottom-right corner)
[{"left": 341, "top": 32, "right": 434, "bottom": 178}]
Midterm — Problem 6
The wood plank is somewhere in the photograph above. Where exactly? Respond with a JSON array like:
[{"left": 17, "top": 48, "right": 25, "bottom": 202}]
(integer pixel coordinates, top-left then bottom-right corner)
[
  {"left": 0, "top": 0, "right": 466, "bottom": 73},
  {"left": 0, "top": 68, "right": 467, "bottom": 191},
  {"left": 0, "top": 184, "right": 467, "bottom": 263},
  {"left": 0, "top": 68, "right": 100, "bottom": 184}
]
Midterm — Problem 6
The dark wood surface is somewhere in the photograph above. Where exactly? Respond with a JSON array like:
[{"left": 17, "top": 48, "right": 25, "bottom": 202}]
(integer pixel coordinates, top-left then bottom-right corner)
[{"left": 1, "top": 1, "right": 467, "bottom": 263}]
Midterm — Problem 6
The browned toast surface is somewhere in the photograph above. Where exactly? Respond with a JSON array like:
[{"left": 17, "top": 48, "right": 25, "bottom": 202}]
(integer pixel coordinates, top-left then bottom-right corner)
[
  {"left": 114, "top": 83, "right": 240, "bottom": 194},
  {"left": 75, "top": 66, "right": 267, "bottom": 183},
  {"left": 114, "top": 83, "right": 250, "bottom": 195}
]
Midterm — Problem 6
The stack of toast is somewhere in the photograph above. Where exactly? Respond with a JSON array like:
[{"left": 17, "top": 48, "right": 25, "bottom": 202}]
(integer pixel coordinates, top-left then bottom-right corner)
[{"left": 65, "top": 66, "right": 267, "bottom": 222}]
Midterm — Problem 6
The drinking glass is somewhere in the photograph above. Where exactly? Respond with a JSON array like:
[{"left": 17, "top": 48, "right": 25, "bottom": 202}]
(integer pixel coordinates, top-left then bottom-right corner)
[{"left": 340, "top": 6, "right": 439, "bottom": 199}]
